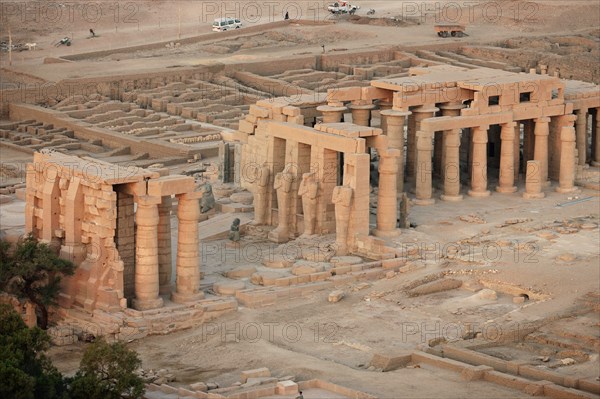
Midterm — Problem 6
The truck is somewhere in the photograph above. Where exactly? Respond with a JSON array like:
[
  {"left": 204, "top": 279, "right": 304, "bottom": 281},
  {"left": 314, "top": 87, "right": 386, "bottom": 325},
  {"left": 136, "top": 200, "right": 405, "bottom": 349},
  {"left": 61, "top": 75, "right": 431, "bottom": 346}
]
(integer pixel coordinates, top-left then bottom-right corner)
[{"left": 328, "top": 2, "right": 360, "bottom": 15}]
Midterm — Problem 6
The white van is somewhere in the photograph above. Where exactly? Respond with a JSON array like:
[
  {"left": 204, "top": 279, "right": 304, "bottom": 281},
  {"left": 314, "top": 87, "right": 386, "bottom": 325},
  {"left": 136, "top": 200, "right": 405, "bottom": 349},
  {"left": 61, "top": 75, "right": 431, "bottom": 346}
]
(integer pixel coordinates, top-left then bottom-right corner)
[{"left": 212, "top": 17, "right": 242, "bottom": 32}]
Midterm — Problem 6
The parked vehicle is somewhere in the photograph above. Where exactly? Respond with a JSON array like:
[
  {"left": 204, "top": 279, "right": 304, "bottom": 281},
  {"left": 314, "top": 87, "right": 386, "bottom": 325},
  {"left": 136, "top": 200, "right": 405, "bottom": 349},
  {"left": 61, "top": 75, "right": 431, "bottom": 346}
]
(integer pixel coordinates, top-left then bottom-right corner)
[
  {"left": 327, "top": 1, "right": 359, "bottom": 14},
  {"left": 212, "top": 17, "right": 242, "bottom": 32},
  {"left": 434, "top": 23, "right": 466, "bottom": 38}
]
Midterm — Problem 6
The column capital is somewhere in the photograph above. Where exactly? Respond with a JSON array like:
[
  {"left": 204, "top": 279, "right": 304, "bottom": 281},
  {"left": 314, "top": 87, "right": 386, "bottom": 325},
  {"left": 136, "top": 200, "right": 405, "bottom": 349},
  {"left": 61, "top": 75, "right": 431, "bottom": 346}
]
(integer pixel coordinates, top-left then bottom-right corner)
[
  {"left": 412, "top": 104, "right": 439, "bottom": 114},
  {"left": 444, "top": 130, "right": 461, "bottom": 147},
  {"left": 380, "top": 109, "right": 411, "bottom": 118},
  {"left": 348, "top": 102, "right": 375, "bottom": 110},
  {"left": 136, "top": 195, "right": 162, "bottom": 206},
  {"left": 472, "top": 126, "right": 489, "bottom": 143},
  {"left": 177, "top": 191, "right": 203, "bottom": 200},
  {"left": 438, "top": 102, "right": 465, "bottom": 111},
  {"left": 501, "top": 121, "right": 517, "bottom": 129},
  {"left": 534, "top": 117, "right": 551, "bottom": 124},
  {"left": 317, "top": 104, "right": 347, "bottom": 113}
]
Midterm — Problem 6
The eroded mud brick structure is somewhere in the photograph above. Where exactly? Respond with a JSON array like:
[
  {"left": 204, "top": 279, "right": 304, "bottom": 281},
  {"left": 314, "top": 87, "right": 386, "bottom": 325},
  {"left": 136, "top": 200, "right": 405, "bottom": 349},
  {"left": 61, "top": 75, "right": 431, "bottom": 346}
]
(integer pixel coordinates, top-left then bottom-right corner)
[
  {"left": 25, "top": 151, "right": 207, "bottom": 312},
  {"left": 231, "top": 65, "right": 600, "bottom": 256}
]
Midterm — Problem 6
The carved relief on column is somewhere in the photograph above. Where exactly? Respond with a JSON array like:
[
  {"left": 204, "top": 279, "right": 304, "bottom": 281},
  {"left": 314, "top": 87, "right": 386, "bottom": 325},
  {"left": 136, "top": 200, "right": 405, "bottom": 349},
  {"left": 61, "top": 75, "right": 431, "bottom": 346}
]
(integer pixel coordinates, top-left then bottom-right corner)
[
  {"left": 496, "top": 122, "right": 518, "bottom": 193},
  {"left": 440, "top": 129, "right": 463, "bottom": 201},
  {"left": 332, "top": 186, "right": 353, "bottom": 256},
  {"left": 172, "top": 191, "right": 203, "bottom": 303},
  {"left": 298, "top": 172, "right": 319, "bottom": 238},
  {"left": 268, "top": 171, "right": 294, "bottom": 243},
  {"left": 133, "top": 196, "right": 163, "bottom": 311},
  {"left": 533, "top": 117, "right": 550, "bottom": 186},
  {"left": 414, "top": 130, "right": 435, "bottom": 205},
  {"left": 373, "top": 148, "right": 401, "bottom": 237},
  {"left": 250, "top": 163, "right": 270, "bottom": 226},
  {"left": 468, "top": 125, "right": 491, "bottom": 197},
  {"left": 556, "top": 127, "right": 578, "bottom": 193}
]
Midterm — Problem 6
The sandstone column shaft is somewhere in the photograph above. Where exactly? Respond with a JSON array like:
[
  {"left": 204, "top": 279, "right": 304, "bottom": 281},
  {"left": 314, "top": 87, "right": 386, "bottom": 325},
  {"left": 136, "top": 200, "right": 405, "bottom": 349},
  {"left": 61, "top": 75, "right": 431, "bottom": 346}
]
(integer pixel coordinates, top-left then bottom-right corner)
[
  {"left": 468, "top": 126, "right": 491, "bottom": 197},
  {"left": 381, "top": 109, "right": 410, "bottom": 194},
  {"left": 557, "top": 126, "right": 578, "bottom": 193},
  {"left": 408, "top": 105, "right": 438, "bottom": 185},
  {"left": 437, "top": 103, "right": 464, "bottom": 179},
  {"left": 497, "top": 122, "right": 517, "bottom": 193},
  {"left": 533, "top": 117, "right": 550, "bottom": 185},
  {"left": 133, "top": 197, "right": 163, "bottom": 310},
  {"left": 523, "top": 160, "right": 545, "bottom": 199},
  {"left": 172, "top": 193, "right": 203, "bottom": 303},
  {"left": 441, "top": 129, "right": 462, "bottom": 201},
  {"left": 575, "top": 109, "right": 588, "bottom": 166},
  {"left": 514, "top": 123, "right": 521, "bottom": 182},
  {"left": 374, "top": 149, "right": 401, "bottom": 236},
  {"left": 415, "top": 130, "right": 435, "bottom": 205}
]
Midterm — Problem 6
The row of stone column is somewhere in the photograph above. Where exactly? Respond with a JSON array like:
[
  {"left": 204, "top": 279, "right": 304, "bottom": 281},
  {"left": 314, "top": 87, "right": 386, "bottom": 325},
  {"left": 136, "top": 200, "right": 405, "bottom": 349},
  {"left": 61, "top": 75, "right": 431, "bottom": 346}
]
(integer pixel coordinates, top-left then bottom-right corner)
[
  {"left": 575, "top": 108, "right": 600, "bottom": 167},
  {"left": 133, "top": 192, "right": 203, "bottom": 311}
]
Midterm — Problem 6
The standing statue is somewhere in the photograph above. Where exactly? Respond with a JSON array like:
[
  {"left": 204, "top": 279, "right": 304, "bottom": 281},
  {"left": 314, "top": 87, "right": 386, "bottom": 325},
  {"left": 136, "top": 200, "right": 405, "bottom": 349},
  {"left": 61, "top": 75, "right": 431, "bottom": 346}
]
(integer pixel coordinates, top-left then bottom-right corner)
[
  {"left": 332, "top": 186, "right": 353, "bottom": 255},
  {"left": 298, "top": 172, "right": 319, "bottom": 237},
  {"left": 228, "top": 218, "right": 241, "bottom": 242},
  {"left": 250, "top": 163, "right": 270, "bottom": 225},
  {"left": 268, "top": 171, "right": 294, "bottom": 243},
  {"left": 199, "top": 182, "right": 215, "bottom": 213}
]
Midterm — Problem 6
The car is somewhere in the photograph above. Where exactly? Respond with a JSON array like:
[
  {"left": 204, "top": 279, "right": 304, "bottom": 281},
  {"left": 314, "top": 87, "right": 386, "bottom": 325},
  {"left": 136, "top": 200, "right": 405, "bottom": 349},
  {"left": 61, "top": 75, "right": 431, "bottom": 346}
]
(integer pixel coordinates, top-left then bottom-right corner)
[{"left": 212, "top": 17, "right": 242, "bottom": 32}]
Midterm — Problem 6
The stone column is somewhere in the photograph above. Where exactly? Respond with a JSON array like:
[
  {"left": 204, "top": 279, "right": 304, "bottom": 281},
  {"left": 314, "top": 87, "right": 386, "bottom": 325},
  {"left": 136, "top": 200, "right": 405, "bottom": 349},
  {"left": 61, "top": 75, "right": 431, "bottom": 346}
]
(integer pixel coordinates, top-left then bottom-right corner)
[
  {"left": 593, "top": 109, "right": 600, "bottom": 166},
  {"left": 556, "top": 126, "right": 578, "bottom": 193},
  {"left": 523, "top": 160, "right": 545, "bottom": 199},
  {"left": 158, "top": 196, "right": 173, "bottom": 295},
  {"left": 317, "top": 104, "right": 347, "bottom": 124},
  {"left": 374, "top": 148, "right": 401, "bottom": 236},
  {"left": 408, "top": 105, "right": 438, "bottom": 186},
  {"left": 533, "top": 117, "right": 550, "bottom": 186},
  {"left": 172, "top": 192, "right": 203, "bottom": 303},
  {"left": 468, "top": 125, "right": 491, "bottom": 197},
  {"left": 575, "top": 108, "right": 588, "bottom": 166},
  {"left": 348, "top": 101, "right": 375, "bottom": 126},
  {"left": 496, "top": 122, "right": 517, "bottom": 193},
  {"left": 381, "top": 109, "right": 410, "bottom": 193},
  {"left": 133, "top": 196, "right": 163, "bottom": 310},
  {"left": 415, "top": 130, "right": 435, "bottom": 205},
  {"left": 437, "top": 103, "right": 464, "bottom": 179},
  {"left": 440, "top": 129, "right": 463, "bottom": 201}
]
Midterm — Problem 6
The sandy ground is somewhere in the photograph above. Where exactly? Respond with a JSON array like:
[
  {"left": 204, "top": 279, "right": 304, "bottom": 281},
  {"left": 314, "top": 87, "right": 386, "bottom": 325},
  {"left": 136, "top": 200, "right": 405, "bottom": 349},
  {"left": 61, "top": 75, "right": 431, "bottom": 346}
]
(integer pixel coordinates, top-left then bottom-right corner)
[{"left": 1, "top": 0, "right": 599, "bottom": 396}]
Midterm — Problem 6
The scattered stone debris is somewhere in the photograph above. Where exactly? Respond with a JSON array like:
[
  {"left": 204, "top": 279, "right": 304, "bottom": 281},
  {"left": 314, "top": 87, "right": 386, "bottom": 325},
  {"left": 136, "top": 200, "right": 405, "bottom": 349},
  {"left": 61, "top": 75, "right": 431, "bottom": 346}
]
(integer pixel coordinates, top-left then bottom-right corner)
[
  {"left": 328, "top": 290, "right": 345, "bottom": 303},
  {"left": 459, "top": 214, "right": 487, "bottom": 224}
]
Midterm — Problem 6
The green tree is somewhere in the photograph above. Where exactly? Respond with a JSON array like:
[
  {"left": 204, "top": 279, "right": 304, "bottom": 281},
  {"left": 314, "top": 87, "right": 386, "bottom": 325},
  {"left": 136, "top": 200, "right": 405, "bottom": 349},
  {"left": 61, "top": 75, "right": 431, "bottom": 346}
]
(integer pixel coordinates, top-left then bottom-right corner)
[
  {"left": 68, "top": 339, "right": 144, "bottom": 399},
  {"left": 0, "top": 234, "right": 75, "bottom": 329},
  {"left": 0, "top": 304, "right": 67, "bottom": 399}
]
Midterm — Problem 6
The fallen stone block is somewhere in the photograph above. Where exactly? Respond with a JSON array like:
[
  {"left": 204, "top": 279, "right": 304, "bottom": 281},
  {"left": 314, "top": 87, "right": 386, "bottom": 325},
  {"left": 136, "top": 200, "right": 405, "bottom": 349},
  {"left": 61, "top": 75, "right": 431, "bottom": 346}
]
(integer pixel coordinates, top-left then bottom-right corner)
[
  {"left": 369, "top": 352, "right": 412, "bottom": 371},
  {"left": 241, "top": 367, "right": 271, "bottom": 383},
  {"left": 277, "top": 380, "right": 299, "bottom": 394},
  {"left": 328, "top": 290, "right": 345, "bottom": 303}
]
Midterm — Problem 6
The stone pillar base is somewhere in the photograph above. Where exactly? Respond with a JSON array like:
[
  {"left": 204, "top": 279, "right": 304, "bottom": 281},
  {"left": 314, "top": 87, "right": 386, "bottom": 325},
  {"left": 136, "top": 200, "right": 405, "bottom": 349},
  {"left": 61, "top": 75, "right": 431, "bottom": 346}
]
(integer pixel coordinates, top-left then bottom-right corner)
[
  {"left": 556, "top": 187, "right": 580, "bottom": 194},
  {"left": 171, "top": 291, "right": 204, "bottom": 304},
  {"left": 440, "top": 194, "right": 464, "bottom": 202},
  {"left": 372, "top": 229, "right": 402, "bottom": 238},
  {"left": 413, "top": 198, "right": 436, "bottom": 206},
  {"left": 523, "top": 192, "right": 545, "bottom": 199},
  {"left": 268, "top": 228, "right": 289, "bottom": 243},
  {"left": 495, "top": 186, "right": 517, "bottom": 193},
  {"left": 132, "top": 297, "right": 164, "bottom": 311},
  {"left": 468, "top": 190, "right": 491, "bottom": 197}
]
